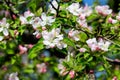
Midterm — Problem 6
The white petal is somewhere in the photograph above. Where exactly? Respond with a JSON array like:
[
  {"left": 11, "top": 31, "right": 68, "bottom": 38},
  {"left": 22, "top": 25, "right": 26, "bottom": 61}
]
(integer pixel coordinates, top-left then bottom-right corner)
[
  {"left": 0, "top": 27, "right": 3, "bottom": 32},
  {"left": 41, "top": 13, "right": 47, "bottom": 21},
  {"left": 43, "top": 40, "right": 50, "bottom": 45},
  {"left": 3, "top": 28, "right": 9, "bottom": 36},
  {"left": 0, "top": 36, "right": 3, "bottom": 41},
  {"left": 20, "top": 16, "right": 27, "bottom": 24}
]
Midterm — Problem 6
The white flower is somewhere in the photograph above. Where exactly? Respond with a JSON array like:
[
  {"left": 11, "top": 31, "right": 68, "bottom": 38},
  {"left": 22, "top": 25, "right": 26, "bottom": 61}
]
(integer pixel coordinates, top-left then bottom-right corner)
[
  {"left": 40, "top": 13, "right": 55, "bottom": 27},
  {"left": 67, "top": 3, "right": 81, "bottom": 16},
  {"left": 98, "top": 40, "right": 111, "bottom": 51},
  {"left": 49, "top": 0, "right": 58, "bottom": 14},
  {"left": 95, "top": 5, "right": 112, "bottom": 16},
  {"left": 77, "top": 18, "right": 88, "bottom": 27},
  {"left": 19, "top": 16, "right": 28, "bottom": 24},
  {"left": 67, "top": 3, "right": 92, "bottom": 17},
  {"left": 83, "top": 5, "right": 92, "bottom": 17},
  {"left": 86, "top": 38, "right": 111, "bottom": 51},
  {"left": 86, "top": 38, "right": 100, "bottom": 51},
  {"left": 30, "top": 17, "right": 41, "bottom": 29},
  {"left": 68, "top": 29, "right": 80, "bottom": 41},
  {"left": 9, "top": 72, "right": 19, "bottom": 80},
  {"left": 42, "top": 28, "right": 67, "bottom": 49},
  {"left": 24, "top": 10, "right": 34, "bottom": 18},
  {"left": 0, "top": 18, "right": 9, "bottom": 36},
  {"left": 20, "top": 10, "right": 34, "bottom": 24}
]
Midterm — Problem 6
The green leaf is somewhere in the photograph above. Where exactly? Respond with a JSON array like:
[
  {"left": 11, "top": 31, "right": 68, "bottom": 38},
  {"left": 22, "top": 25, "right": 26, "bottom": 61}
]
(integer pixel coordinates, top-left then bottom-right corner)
[
  {"left": 76, "top": 0, "right": 82, "bottom": 2},
  {"left": 87, "top": 57, "right": 93, "bottom": 62},
  {"left": 63, "top": 38, "right": 75, "bottom": 48},
  {"left": 28, "top": 39, "right": 44, "bottom": 59},
  {"left": 35, "top": 8, "right": 42, "bottom": 16},
  {"left": 84, "top": 53, "right": 90, "bottom": 59},
  {"left": 98, "top": 65, "right": 105, "bottom": 71},
  {"left": 87, "top": 14, "right": 99, "bottom": 21},
  {"left": 24, "top": 69, "right": 34, "bottom": 73},
  {"left": 79, "top": 32, "right": 88, "bottom": 42},
  {"left": 6, "top": 49, "right": 14, "bottom": 54},
  {"left": 11, "top": 57, "right": 16, "bottom": 64}
]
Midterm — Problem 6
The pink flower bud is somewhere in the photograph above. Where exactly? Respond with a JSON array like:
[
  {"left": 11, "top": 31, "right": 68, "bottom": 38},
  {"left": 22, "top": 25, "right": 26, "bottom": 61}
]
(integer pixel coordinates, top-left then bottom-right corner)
[
  {"left": 89, "top": 70, "right": 94, "bottom": 74},
  {"left": 2, "top": 65, "right": 7, "bottom": 71},
  {"left": 112, "top": 76, "right": 117, "bottom": 80},
  {"left": 69, "top": 70, "right": 75, "bottom": 79},
  {"left": 28, "top": 44, "right": 34, "bottom": 49},
  {"left": 42, "top": 27, "right": 46, "bottom": 30},
  {"left": 36, "top": 33, "right": 41, "bottom": 39},
  {"left": 79, "top": 48, "right": 86, "bottom": 52},
  {"left": 12, "top": 14, "right": 17, "bottom": 19},
  {"left": 14, "top": 30, "right": 19, "bottom": 36},
  {"left": 79, "top": 14, "right": 85, "bottom": 20},
  {"left": 68, "top": 30, "right": 73, "bottom": 37},
  {"left": 108, "top": 17, "right": 112, "bottom": 23},
  {"left": 40, "top": 67, "right": 47, "bottom": 73},
  {"left": 19, "top": 45, "right": 27, "bottom": 54}
]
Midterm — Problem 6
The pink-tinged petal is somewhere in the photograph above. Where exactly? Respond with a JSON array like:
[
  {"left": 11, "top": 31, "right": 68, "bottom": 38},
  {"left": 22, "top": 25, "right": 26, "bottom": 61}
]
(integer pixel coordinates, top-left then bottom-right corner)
[
  {"left": 69, "top": 70, "right": 75, "bottom": 79},
  {"left": 19, "top": 45, "right": 27, "bottom": 54}
]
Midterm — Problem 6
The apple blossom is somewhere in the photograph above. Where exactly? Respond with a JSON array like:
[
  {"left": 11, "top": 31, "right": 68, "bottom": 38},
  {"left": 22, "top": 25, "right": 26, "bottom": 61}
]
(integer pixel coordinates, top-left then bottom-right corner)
[
  {"left": 68, "top": 29, "right": 80, "bottom": 41},
  {"left": 79, "top": 48, "right": 86, "bottom": 53},
  {"left": 67, "top": 3, "right": 81, "bottom": 16},
  {"left": 77, "top": 18, "right": 88, "bottom": 27},
  {"left": 49, "top": 0, "right": 58, "bottom": 14},
  {"left": 9, "top": 72, "right": 19, "bottom": 80},
  {"left": 83, "top": 5, "right": 92, "bottom": 17},
  {"left": 0, "top": 18, "right": 9, "bottom": 37},
  {"left": 108, "top": 17, "right": 117, "bottom": 24},
  {"left": 19, "top": 10, "right": 34, "bottom": 24},
  {"left": 42, "top": 28, "right": 67, "bottom": 49},
  {"left": 86, "top": 38, "right": 100, "bottom": 51},
  {"left": 30, "top": 17, "right": 41, "bottom": 29},
  {"left": 67, "top": 3, "right": 92, "bottom": 17},
  {"left": 98, "top": 40, "right": 111, "bottom": 51},
  {"left": 95, "top": 5, "right": 112, "bottom": 16},
  {"left": 36, "top": 63, "right": 47, "bottom": 73},
  {"left": 40, "top": 13, "right": 55, "bottom": 27},
  {"left": 86, "top": 38, "right": 111, "bottom": 51},
  {"left": 33, "top": 30, "right": 41, "bottom": 39}
]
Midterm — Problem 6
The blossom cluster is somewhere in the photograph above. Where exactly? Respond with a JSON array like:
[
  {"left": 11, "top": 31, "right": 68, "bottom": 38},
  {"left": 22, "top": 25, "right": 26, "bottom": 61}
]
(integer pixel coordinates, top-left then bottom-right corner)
[
  {"left": 0, "top": 0, "right": 120, "bottom": 79},
  {"left": 86, "top": 38, "right": 111, "bottom": 51}
]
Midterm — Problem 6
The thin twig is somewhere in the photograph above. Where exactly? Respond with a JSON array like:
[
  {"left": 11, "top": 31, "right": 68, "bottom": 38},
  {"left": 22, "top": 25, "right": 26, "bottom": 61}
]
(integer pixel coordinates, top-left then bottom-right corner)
[{"left": 4, "top": 0, "right": 18, "bottom": 21}]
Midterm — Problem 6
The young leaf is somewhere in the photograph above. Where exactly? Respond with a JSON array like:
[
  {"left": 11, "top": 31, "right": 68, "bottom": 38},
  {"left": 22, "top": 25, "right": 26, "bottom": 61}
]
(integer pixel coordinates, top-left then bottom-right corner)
[{"left": 28, "top": 40, "right": 44, "bottom": 59}]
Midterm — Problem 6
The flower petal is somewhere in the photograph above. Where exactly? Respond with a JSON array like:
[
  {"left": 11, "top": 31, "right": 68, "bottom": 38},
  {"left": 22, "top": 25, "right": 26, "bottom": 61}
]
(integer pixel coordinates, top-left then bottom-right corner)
[
  {"left": 0, "top": 36, "right": 3, "bottom": 41},
  {"left": 3, "top": 28, "right": 9, "bottom": 36}
]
